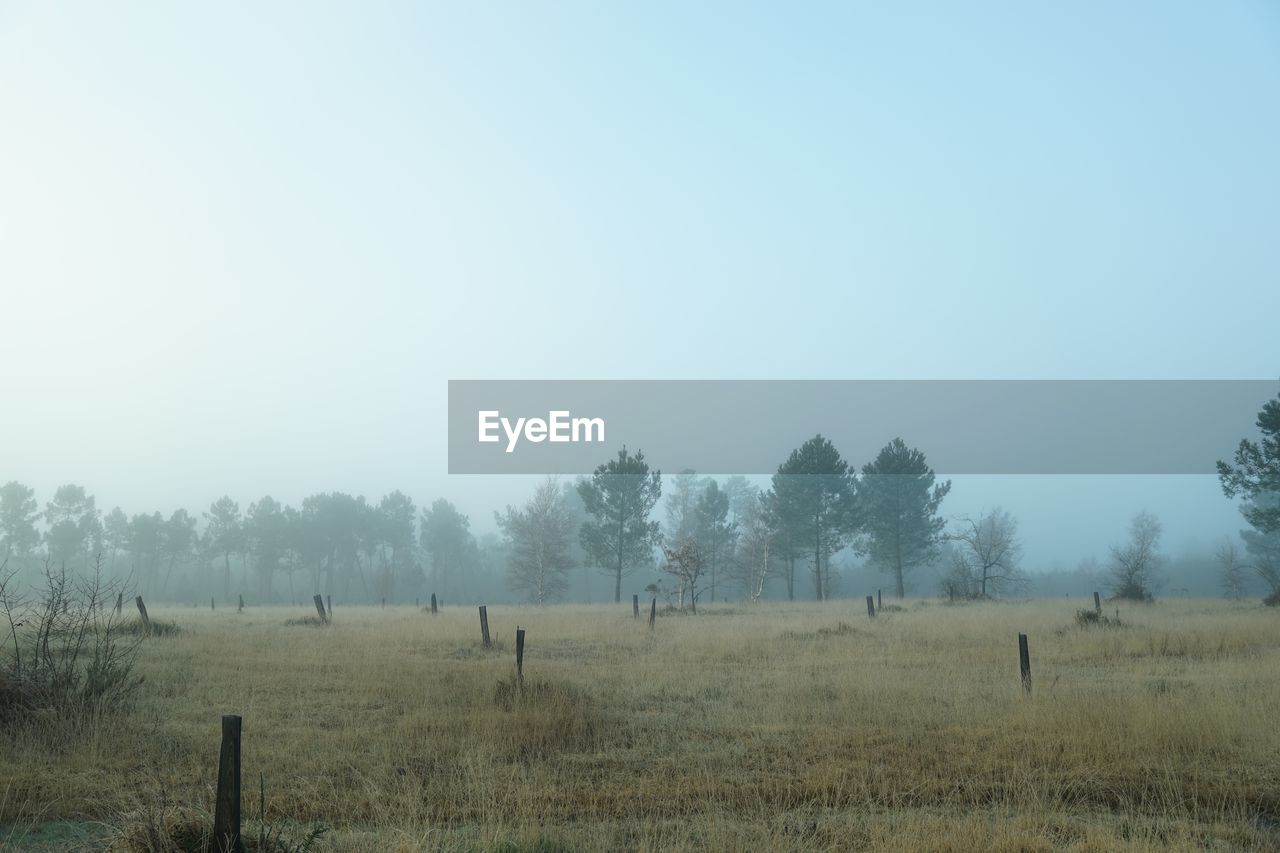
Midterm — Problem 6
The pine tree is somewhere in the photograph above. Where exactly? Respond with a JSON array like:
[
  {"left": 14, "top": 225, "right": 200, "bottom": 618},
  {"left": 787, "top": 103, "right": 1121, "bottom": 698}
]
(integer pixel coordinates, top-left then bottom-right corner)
[
  {"left": 859, "top": 438, "right": 951, "bottom": 598},
  {"left": 577, "top": 447, "right": 662, "bottom": 603},
  {"left": 768, "top": 435, "right": 858, "bottom": 601}
]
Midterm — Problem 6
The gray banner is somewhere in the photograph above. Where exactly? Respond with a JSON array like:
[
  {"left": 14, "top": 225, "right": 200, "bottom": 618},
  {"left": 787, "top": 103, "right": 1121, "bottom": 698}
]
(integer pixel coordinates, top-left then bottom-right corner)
[{"left": 447, "top": 380, "right": 1277, "bottom": 475}]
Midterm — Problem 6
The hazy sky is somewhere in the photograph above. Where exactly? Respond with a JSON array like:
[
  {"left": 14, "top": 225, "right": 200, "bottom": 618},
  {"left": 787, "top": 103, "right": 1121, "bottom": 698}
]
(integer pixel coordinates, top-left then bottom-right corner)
[{"left": 2, "top": 3, "right": 1278, "bottom": 565}]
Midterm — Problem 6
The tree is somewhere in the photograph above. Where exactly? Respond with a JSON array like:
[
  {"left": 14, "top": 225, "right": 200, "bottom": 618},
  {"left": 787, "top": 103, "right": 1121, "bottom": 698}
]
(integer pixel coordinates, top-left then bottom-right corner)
[
  {"left": 204, "top": 497, "right": 244, "bottom": 598},
  {"left": 1216, "top": 537, "right": 1248, "bottom": 599},
  {"left": 859, "top": 438, "right": 951, "bottom": 598},
  {"left": 420, "top": 498, "right": 475, "bottom": 600},
  {"left": 664, "top": 470, "right": 706, "bottom": 546},
  {"left": 0, "top": 481, "right": 40, "bottom": 561},
  {"left": 378, "top": 491, "right": 419, "bottom": 601},
  {"left": 246, "top": 497, "right": 289, "bottom": 597},
  {"left": 769, "top": 435, "right": 858, "bottom": 601},
  {"left": 1239, "top": 520, "right": 1280, "bottom": 602},
  {"left": 577, "top": 447, "right": 662, "bottom": 603},
  {"left": 44, "top": 484, "right": 101, "bottom": 569},
  {"left": 160, "top": 509, "right": 197, "bottom": 592},
  {"left": 128, "top": 511, "right": 165, "bottom": 593},
  {"left": 562, "top": 478, "right": 593, "bottom": 601},
  {"left": 102, "top": 507, "right": 130, "bottom": 573},
  {"left": 722, "top": 476, "right": 758, "bottom": 527},
  {"left": 302, "top": 492, "right": 368, "bottom": 598},
  {"left": 660, "top": 540, "right": 705, "bottom": 613},
  {"left": 946, "top": 508, "right": 1023, "bottom": 599},
  {"left": 692, "top": 480, "right": 736, "bottom": 602},
  {"left": 1217, "top": 391, "right": 1280, "bottom": 535},
  {"left": 497, "top": 477, "right": 576, "bottom": 605},
  {"left": 761, "top": 488, "right": 802, "bottom": 599},
  {"left": 1109, "top": 511, "right": 1163, "bottom": 601},
  {"left": 731, "top": 493, "right": 775, "bottom": 602}
]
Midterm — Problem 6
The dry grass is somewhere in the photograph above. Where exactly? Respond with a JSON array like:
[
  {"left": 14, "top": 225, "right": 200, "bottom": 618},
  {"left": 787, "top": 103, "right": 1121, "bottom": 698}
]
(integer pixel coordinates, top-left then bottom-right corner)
[{"left": 2, "top": 598, "right": 1279, "bottom": 851}]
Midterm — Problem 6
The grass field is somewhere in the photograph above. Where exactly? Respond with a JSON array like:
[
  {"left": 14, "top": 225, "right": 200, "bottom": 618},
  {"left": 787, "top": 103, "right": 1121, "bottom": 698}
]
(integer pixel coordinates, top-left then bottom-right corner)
[{"left": 3, "top": 597, "right": 1279, "bottom": 851}]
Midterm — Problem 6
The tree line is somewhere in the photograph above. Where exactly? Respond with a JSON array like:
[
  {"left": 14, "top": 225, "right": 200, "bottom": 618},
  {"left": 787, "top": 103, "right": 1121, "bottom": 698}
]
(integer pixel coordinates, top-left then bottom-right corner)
[{"left": 2, "top": 389, "right": 1277, "bottom": 606}]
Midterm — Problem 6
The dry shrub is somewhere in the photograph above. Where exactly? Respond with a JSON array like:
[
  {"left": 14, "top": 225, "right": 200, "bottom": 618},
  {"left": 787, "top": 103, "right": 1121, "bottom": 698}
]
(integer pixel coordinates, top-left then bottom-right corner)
[
  {"left": 109, "top": 803, "right": 327, "bottom": 853},
  {"left": 1074, "top": 609, "right": 1122, "bottom": 629},
  {"left": 108, "top": 805, "right": 211, "bottom": 852},
  {"left": 1, "top": 560, "right": 142, "bottom": 732},
  {"left": 117, "top": 617, "right": 184, "bottom": 638}
]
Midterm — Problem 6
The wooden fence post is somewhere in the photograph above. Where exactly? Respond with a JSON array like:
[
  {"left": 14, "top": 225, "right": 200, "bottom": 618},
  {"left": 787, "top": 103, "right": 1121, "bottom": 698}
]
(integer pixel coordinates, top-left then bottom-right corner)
[
  {"left": 214, "top": 714, "right": 243, "bottom": 853},
  {"left": 211, "top": 596, "right": 215, "bottom": 612},
  {"left": 115, "top": 592, "right": 123, "bottom": 616},
  {"left": 877, "top": 589, "right": 882, "bottom": 611},
  {"left": 515, "top": 627, "right": 526, "bottom": 690},
  {"left": 381, "top": 598, "right": 386, "bottom": 609},
  {"left": 633, "top": 594, "right": 639, "bottom": 618},
  {"left": 430, "top": 593, "right": 438, "bottom": 615},
  {"left": 649, "top": 597, "right": 656, "bottom": 629},
  {"left": 238, "top": 595, "right": 244, "bottom": 614},
  {"left": 313, "top": 594, "right": 327, "bottom": 623},
  {"left": 479, "top": 605, "right": 491, "bottom": 647},
  {"left": 135, "top": 596, "right": 151, "bottom": 635},
  {"left": 1018, "top": 633, "right": 1031, "bottom": 693},
  {"left": 1093, "top": 591, "right": 1102, "bottom": 614},
  {"left": 326, "top": 595, "right": 332, "bottom": 618},
  {"left": 866, "top": 595, "right": 876, "bottom": 618}
]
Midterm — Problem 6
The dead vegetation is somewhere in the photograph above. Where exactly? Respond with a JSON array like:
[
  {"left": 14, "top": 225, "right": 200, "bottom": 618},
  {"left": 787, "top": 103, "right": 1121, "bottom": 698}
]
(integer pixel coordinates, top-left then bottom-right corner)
[
  {"left": 0, "top": 560, "right": 142, "bottom": 733},
  {"left": 1, "top": 597, "right": 1278, "bottom": 851}
]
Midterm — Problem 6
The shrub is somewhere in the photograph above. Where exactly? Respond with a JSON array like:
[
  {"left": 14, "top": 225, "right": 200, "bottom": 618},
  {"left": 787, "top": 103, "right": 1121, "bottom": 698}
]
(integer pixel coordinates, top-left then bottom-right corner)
[
  {"left": 1109, "top": 582, "right": 1155, "bottom": 603},
  {"left": 1075, "top": 609, "right": 1122, "bottom": 629},
  {"left": 108, "top": 801, "right": 328, "bottom": 853},
  {"left": 0, "top": 560, "right": 142, "bottom": 731},
  {"left": 117, "top": 617, "right": 183, "bottom": 638}
]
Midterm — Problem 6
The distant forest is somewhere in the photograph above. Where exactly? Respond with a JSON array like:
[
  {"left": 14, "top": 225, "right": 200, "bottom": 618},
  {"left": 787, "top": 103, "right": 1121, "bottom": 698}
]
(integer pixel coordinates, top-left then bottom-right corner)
[{"left": 3, "top": 403, "right": 1279, "bottom": 607}]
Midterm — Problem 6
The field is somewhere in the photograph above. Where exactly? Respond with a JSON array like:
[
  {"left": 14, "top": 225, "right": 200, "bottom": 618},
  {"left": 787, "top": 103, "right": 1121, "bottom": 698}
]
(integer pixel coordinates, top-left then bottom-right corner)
[{"left": 3, "top": 598, "right": 1279, "bottom": 852}]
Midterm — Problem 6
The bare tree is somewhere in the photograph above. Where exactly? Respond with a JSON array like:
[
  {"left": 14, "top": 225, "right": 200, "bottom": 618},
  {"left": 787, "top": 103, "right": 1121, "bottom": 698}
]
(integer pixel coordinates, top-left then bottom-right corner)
[
  {"left": 945, "top": 508, "right": 1023, "bottom": 598},
  {"left": 1109, "top": 510, "right": 1162, "bottom": 601},
  {"left": 660, "top": 540, "right": 705, "bottom": 613},
  {"left": 1216, "top": 538, "right": 1248, "bottom": 599}
]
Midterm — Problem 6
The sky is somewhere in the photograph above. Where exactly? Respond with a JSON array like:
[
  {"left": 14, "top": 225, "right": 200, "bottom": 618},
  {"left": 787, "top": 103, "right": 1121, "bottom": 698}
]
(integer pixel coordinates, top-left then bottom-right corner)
[{"left": 1, "top": 2, "right": 1278, "bottom": 567}]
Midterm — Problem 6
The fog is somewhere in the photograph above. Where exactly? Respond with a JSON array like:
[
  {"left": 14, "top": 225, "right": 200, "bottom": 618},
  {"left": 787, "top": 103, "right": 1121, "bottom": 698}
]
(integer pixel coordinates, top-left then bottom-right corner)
[{"left": 2, "top": 3, "right": 1278, "bottom": 602}]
